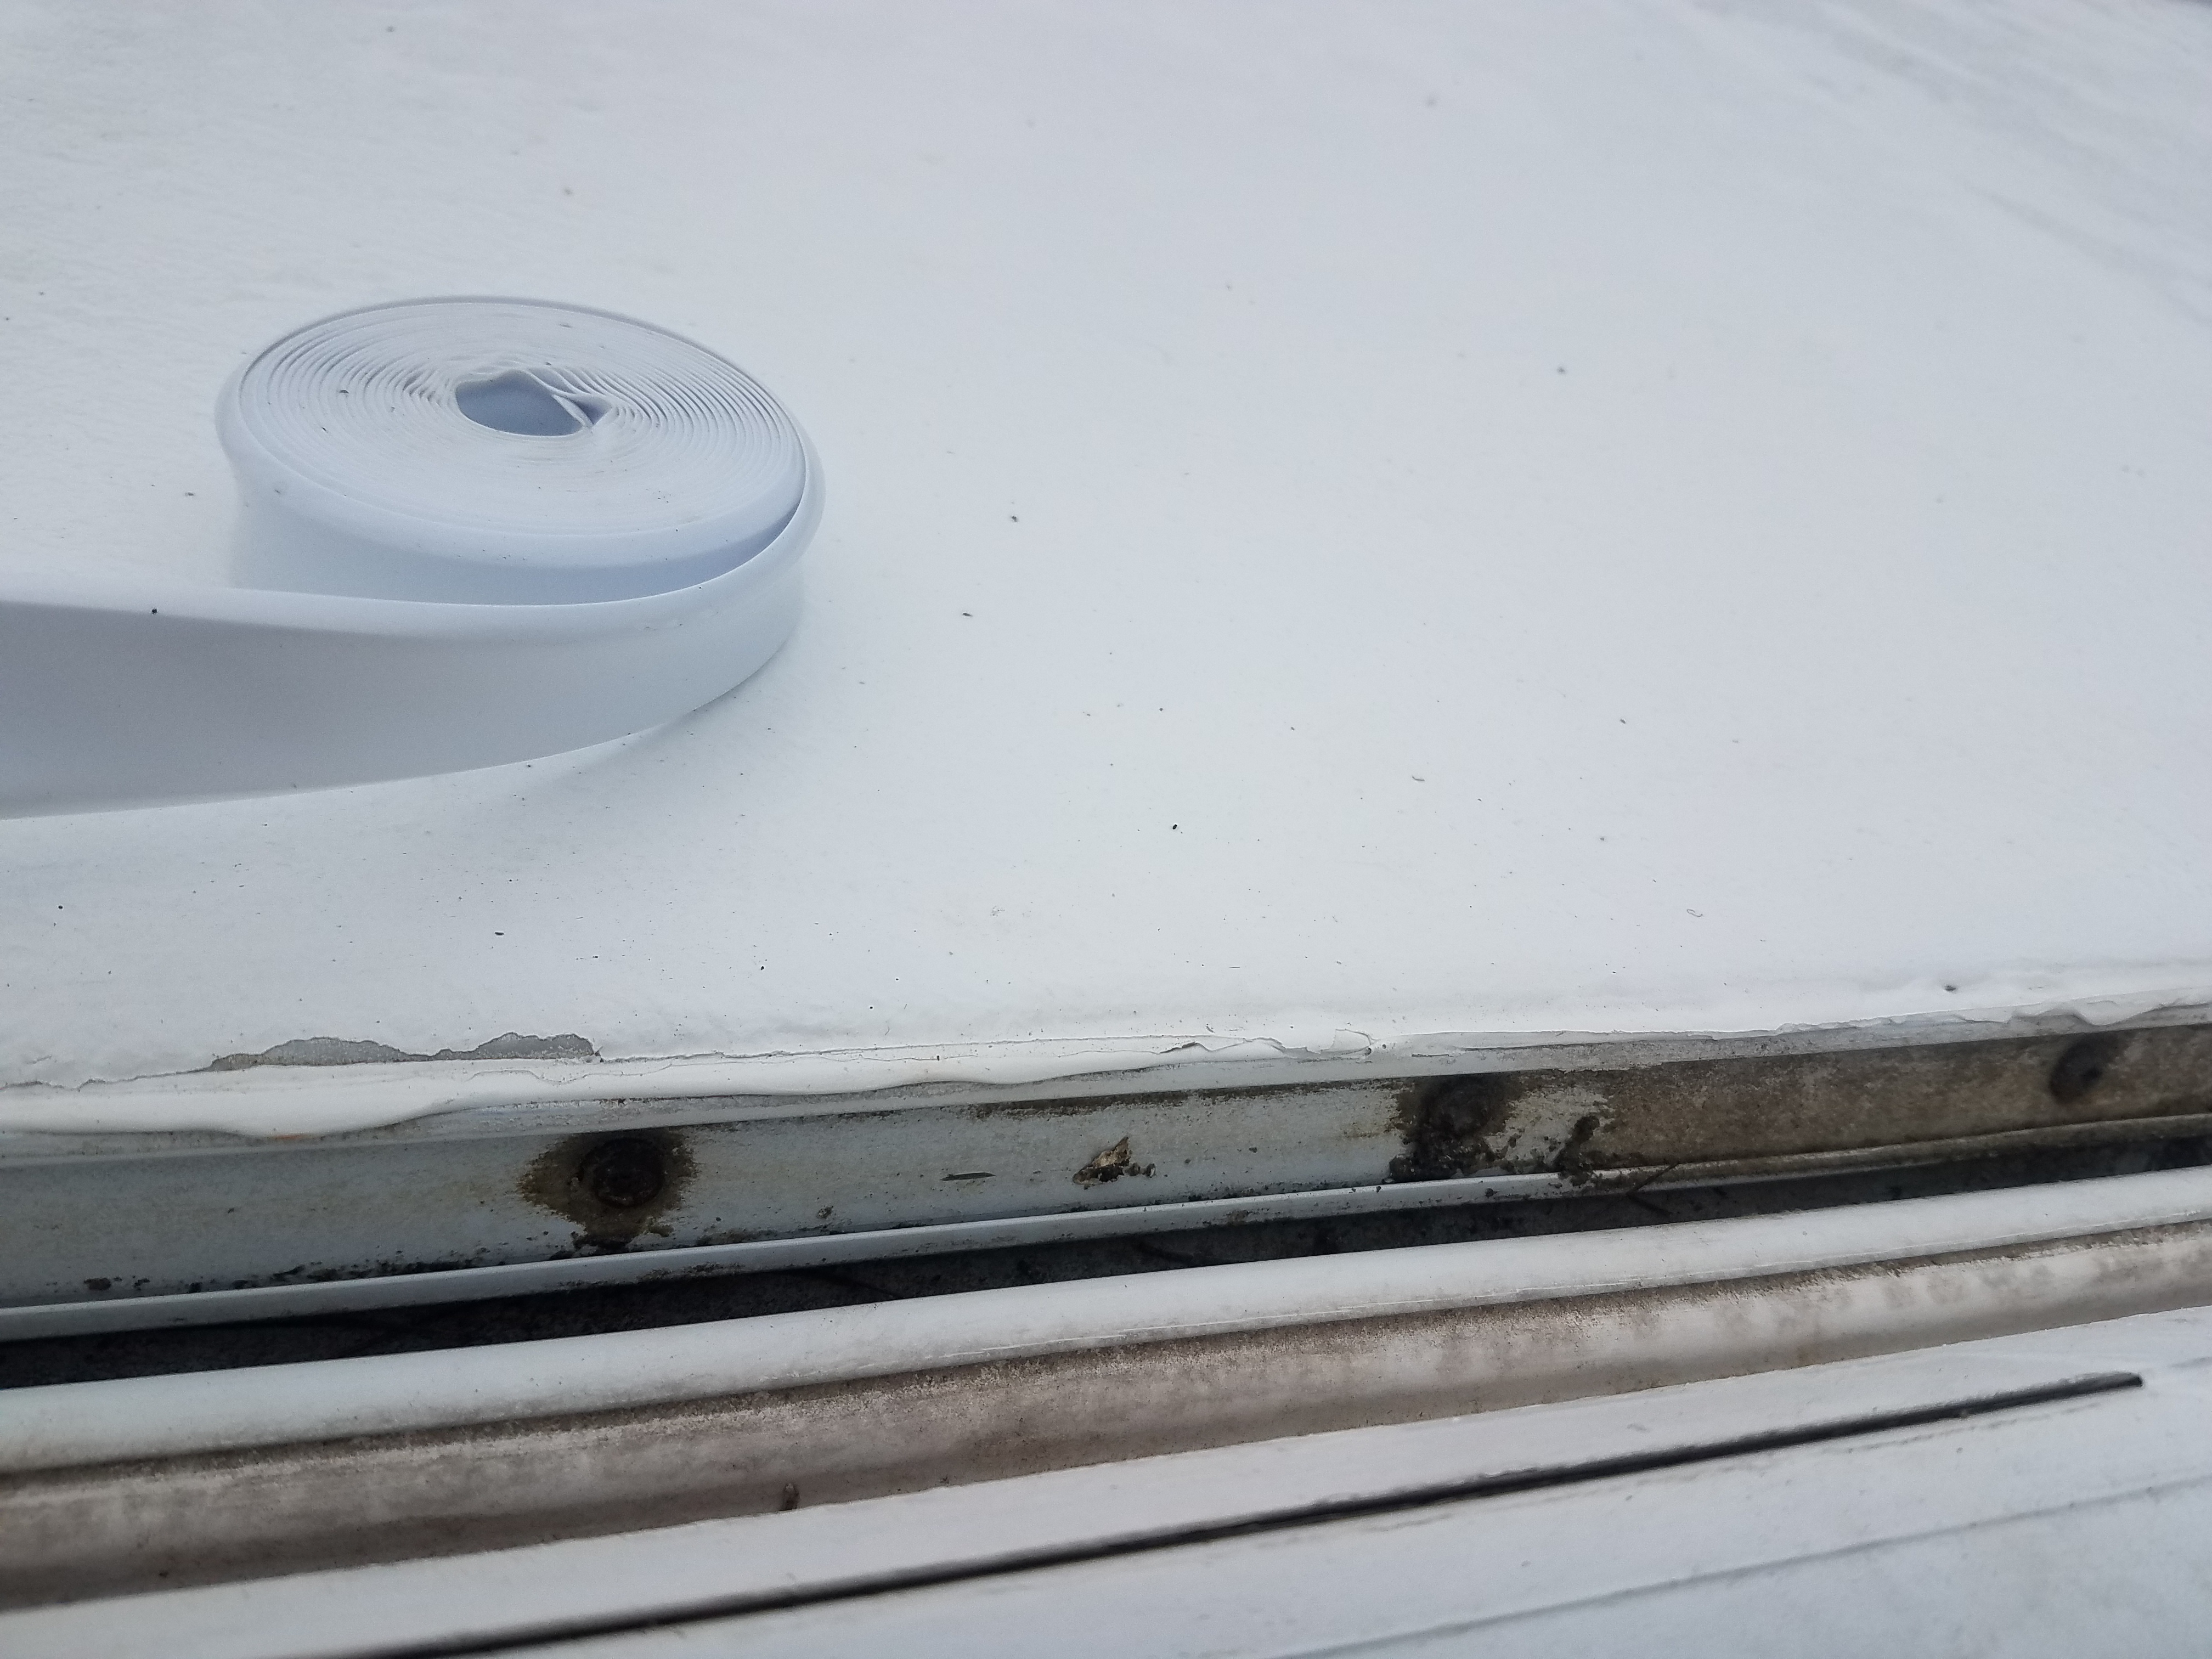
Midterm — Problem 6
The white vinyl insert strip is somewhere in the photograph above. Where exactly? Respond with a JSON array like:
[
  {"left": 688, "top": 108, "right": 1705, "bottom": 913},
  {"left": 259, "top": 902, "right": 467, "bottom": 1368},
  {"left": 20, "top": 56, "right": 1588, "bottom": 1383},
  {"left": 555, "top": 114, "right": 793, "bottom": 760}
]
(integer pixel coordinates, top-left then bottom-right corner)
[{"left": 0, "top": 298, "right": 819, "bottom": 815}]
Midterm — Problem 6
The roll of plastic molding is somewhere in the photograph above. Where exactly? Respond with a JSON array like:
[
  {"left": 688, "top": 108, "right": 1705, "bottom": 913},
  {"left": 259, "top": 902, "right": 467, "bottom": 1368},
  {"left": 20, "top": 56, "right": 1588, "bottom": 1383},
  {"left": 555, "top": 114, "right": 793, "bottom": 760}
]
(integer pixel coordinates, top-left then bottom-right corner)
[{"left": 0, "top": 298, "right": 820, "bottom": 815}]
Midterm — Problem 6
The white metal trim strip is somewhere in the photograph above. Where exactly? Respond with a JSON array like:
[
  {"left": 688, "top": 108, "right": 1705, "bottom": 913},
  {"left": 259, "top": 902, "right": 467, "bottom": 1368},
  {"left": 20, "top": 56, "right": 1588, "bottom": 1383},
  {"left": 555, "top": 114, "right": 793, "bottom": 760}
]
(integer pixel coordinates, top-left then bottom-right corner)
[{"left": 6, "top": 1165, "right": 2212, "bottom": 1475}]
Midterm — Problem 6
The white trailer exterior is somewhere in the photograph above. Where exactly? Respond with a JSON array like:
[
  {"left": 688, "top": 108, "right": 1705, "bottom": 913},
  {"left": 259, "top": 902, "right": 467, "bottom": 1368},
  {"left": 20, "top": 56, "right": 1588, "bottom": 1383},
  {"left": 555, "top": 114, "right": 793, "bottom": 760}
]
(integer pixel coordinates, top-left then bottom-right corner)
[{"left": 3, "top": 2, "right": 2211, "bottom": 1651}]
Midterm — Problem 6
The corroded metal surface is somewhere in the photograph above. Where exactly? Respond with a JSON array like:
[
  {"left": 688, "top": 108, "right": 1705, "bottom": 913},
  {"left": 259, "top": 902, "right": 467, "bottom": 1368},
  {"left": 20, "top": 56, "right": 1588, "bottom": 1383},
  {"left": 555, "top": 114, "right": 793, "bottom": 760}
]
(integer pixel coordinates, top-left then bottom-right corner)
[
  {"left": 0, "top": 1025, "right": 2205, "bottom": 1314},
  {"left": 1390, "top": 1026, "right": 2212, "bottom": 1181}
]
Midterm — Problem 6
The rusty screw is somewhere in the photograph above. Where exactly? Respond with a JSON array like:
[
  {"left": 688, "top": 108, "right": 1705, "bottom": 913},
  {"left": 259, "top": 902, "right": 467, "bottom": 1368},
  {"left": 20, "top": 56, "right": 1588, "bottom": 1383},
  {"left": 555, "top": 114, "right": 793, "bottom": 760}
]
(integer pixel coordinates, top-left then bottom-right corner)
[
  {"left": 577, "top": 1137, "right": 667, "bottom": 1210},
  {"left": 2049, "top": 1036, "right": 2122, "bottom": 1106}
]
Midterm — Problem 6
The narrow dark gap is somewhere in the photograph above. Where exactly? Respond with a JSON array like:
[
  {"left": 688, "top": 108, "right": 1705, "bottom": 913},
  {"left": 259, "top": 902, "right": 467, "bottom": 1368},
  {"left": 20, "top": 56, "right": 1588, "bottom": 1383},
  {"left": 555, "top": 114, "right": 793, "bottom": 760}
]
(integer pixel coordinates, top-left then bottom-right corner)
[{"left": 2, "top": 1133, "right": 2207, "bottom": 1391}]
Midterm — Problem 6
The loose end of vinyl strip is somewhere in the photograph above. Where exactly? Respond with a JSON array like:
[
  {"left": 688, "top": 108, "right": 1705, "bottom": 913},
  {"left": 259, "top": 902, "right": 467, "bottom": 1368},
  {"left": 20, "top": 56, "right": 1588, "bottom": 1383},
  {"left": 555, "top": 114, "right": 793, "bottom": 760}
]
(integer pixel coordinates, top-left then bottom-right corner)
[{"left": 0, "top": 297, "right": 820, "bottom": 816}]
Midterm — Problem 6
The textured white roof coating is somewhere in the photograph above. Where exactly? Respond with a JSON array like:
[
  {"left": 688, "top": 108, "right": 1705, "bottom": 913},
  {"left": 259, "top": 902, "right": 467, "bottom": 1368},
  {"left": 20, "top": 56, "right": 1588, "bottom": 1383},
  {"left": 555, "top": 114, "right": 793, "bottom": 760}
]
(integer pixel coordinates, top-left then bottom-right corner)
[{"left": 3, "top": 1, "right": 2211, "bottom": 1131}]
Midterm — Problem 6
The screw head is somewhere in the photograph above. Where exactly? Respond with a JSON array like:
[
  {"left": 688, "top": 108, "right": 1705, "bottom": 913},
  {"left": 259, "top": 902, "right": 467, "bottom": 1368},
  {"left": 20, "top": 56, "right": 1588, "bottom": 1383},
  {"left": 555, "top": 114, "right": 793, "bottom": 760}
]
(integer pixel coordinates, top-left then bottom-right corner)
[
  {"left": 576, "top": 1137, "right": 667, "bottom": 1210},
  {"left": 2049, "top": 1036, "right": 2123, "bottom": 1105}
]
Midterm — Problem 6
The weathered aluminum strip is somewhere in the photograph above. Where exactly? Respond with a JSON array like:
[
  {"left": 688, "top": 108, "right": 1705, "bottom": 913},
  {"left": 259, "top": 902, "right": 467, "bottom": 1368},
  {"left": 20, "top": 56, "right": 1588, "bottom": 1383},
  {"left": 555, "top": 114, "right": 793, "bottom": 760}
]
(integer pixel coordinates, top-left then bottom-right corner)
[
  {"left": 0, "top": 1170, "right": 1576, "bottom": 1341},
  {"left": 3, "top": 1024, "right": 2205, "bottom": 1329}
]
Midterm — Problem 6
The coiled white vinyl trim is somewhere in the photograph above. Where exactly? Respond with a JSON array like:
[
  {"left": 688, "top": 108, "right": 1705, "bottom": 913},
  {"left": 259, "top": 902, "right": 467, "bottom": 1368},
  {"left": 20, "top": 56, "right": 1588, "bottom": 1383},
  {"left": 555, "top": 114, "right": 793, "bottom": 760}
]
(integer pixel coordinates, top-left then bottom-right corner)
[{"left": 0, "top": 298, "right": 820, "bottom": 815}]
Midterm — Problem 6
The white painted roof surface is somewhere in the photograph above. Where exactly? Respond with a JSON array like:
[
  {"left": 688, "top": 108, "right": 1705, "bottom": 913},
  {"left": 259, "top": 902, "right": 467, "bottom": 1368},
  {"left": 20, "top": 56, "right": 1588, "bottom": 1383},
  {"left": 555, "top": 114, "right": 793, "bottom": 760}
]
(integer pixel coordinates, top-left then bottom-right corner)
[{"left": 3, "top": 1, "right": 2210, "bottom": 1131}]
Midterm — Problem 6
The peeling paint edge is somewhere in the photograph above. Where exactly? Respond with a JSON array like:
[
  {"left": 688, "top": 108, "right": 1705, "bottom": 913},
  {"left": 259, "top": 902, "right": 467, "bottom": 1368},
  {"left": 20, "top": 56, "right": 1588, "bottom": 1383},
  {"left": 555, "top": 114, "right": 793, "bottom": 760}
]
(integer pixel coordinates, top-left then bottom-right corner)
[
  {"left": 0, "top": 986, "right": 2209, "bottom": 1141},
  {"left": 205, "top": 1032, "right": 598, "bottom": 1073}
]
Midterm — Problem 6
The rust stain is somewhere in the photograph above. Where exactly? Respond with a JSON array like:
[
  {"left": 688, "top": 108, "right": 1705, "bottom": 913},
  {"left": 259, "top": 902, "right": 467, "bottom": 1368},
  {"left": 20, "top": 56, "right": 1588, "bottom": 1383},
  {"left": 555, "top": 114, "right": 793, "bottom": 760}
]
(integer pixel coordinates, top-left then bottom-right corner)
[
  {"left": 2049, "top": 1035, "right": 2124, "bottom": 1107},
  {"left": 520, "top": 1130, "right": 696, "bottom": 1250},
  {"left": 1074, "top": 1136, "right": 1156, "bottom": 1187},
  {"left": 1387, "top": 1028, "right": 2212, "bottom": 1184}
]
